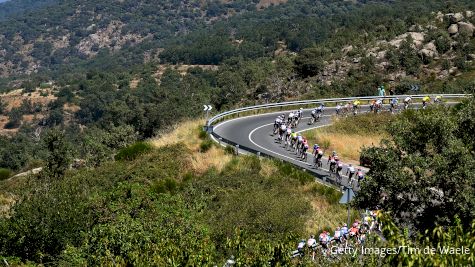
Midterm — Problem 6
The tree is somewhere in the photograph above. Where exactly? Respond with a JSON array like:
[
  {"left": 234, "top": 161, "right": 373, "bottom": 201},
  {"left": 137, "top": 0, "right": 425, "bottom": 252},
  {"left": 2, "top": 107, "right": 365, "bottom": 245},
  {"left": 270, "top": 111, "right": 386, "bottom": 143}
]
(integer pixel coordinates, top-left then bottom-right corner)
[
  {"left": 355, "top": 101, "right": 475, "bottom": 231},
  {"left": 41, "top": 129, "right": 72, "bottom": 179},
  {"left": 294, "top": 47, "right": 325, "bottom": 78},
  {"left": 5, "top": 107, "right": 23, "bottom": 129}
]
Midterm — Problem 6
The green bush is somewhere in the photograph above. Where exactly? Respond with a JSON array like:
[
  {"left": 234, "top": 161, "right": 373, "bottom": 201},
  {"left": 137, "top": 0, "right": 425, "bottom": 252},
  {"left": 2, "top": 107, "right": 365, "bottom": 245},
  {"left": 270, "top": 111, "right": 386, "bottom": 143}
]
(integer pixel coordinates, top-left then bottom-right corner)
[
  {"left": 198, "top": 127, "right": 207, "bottom": 139},
  {"left": 199, "top": 139, "right": 213, "bottom": 153},
  {"left": 224, "top": 145, "right": 235, "bottom": 155},
  {"left": 0, "top": 168, "right": 11, "bottom": 180},
  {"left": 115, "top": 142, "right": 152, "bottom": 161}
]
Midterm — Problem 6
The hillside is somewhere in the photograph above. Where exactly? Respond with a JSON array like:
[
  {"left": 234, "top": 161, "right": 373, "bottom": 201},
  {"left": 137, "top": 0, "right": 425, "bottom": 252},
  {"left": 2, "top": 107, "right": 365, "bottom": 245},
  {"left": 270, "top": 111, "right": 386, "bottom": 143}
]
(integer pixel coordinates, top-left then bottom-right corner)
[
  {"left": 0, "top": 0, "right": 274, "bottom": 78},
  {"left": 0, "top": 120, "right": 349, "bottom": 265}
]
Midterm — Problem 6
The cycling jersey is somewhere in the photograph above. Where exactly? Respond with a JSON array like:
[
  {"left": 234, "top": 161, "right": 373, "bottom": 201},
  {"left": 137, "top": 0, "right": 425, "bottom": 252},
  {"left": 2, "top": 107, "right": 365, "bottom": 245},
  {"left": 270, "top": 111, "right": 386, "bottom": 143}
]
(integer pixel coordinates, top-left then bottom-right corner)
[
  {"left": 334, "top": 230, "right": 341, "bottom": 238},
  {"left": 286, "top": 128, "right": 292, "bottom": 135},
  {"left": 280, "top": 124, "right": 287, "bottom": 131},
  {"left": 340, "top": 227, "right": 348, "bottom": 235},
  {"left": 291, "top": 133, "right": 297, "bottom": 139},
  {"left": 357, "top": 171, "right": 364, "bottom": 178},
  {"left": 307, "top": 238, "right": 317, "bottom": 247},
  {"left": 348, "top": 166, "right": 355, "bottom": 173},
  {"left": 423, "top": 96, "right": 430, "bottom": 102},
  {"left": 353, "top": 100, "right": 361, "bottom": 106},
  {"left": 404, "top": 97, "right": 412, "bottom": 103}
]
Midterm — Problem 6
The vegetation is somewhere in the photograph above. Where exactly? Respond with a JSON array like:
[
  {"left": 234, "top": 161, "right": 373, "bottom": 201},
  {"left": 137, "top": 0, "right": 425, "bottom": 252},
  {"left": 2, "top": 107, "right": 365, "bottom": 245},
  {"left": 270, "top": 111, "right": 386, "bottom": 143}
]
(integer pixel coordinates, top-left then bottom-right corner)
[
  {"left": 356, "top": 97, "right": 475, "bottom": 231},
  {"left": 304, "top": 113, "right": 393, "bottom": 162},
  {"left": 0, "top": 121, "right": 349, "bottom": 265}
]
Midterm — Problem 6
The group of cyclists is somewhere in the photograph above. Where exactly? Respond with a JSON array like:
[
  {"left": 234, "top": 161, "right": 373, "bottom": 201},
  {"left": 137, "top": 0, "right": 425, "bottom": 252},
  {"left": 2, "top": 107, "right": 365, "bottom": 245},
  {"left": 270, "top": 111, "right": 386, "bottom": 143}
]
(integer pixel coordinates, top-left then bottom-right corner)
[
  {"left": 273, "top": 111, "right": 366, "bottom": 187},
  {"left": 292, "top": 210, "right": 381, "bottom": 260}
]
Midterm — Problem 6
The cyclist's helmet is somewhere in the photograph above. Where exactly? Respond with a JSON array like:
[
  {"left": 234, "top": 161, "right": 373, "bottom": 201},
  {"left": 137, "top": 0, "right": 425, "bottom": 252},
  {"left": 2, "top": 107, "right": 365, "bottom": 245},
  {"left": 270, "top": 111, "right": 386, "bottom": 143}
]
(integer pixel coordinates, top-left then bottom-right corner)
[{"left": 332, "top": 151, "right": 337, "bottom": 155}]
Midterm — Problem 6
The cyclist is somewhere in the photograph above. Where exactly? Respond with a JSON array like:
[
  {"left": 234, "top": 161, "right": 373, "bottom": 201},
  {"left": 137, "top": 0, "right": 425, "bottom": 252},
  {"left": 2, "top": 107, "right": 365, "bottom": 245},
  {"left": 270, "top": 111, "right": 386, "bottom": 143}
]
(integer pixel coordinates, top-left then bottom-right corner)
[
  {"left": 290, "top": 131, "right": 298, "bottom": 149},
  {"left": 336, "top": 158, "right": 343, "bottom": 182},
  {"left": 422, "top": 96, "right": 430, "bottom": 109},
  {"left": 297, "top": 108, "right": 303, "bottom": 119},
  {"left": 301, "top": 141, "right": 309, "bottom": 161},
  {"left": 273, "top": 116, "right": 282, "bottom": 134},
  {"left": 336, "top": 103, "right": 342, "bottom": 115},
  {"left": 319, "top": 231, "right": 330, "bottom": 251},
  {"left": 340, "top": 223, "right": 349, "bottom": 241},
  {"left": 403, "top": 96, "right": 412, "bottom": 110},
  {"left": 333, "top": 227, "right": 342, "bottom": 244},
  {"left": 279, "top": 123, "right": 287, "bottom": 143},
  {"left": 347, "top": 164, "right": 356, "bottom": 185},
  {"left": 328, "top": 151, "right": 338, "bottom": 173},
  {"left": 353, "top": 99, "right": 361, "bottom": 115},
  {"left": 390, "top": 97, "right": 399, "bottom": 113},
  {"left": 434, "top": 95, "right": 442, "bottom": 104},
  {"left": 291, "top": 239, "right": 306, "bottom": 258},
  {"left": 370, "top": 99, "right": 376, "bottom": 112},
  {"left": 285, "top": 127, "right": 292, "bottom": 147},
  {"left": 357, "top": 168, "right": 365, "bottom": 183},
  {"left": 288, "top": 111, "right": 295, "bottom": 123},
  {"left": 313, "top": 144, "right": 320, "bottom": 156},
  {"left": 296, "top": 133, "right": 303, "bottom": 152},
  {"left": 307, "top": 235, "right": 317, "bottom": 260}
]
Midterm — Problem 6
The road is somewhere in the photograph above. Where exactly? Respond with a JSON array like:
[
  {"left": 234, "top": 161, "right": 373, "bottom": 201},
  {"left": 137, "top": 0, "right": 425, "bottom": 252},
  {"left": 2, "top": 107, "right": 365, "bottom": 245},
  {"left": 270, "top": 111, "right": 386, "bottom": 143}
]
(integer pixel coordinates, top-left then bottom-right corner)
[{"left": 212, "top": 105, "right": 380, "bottom": 189}]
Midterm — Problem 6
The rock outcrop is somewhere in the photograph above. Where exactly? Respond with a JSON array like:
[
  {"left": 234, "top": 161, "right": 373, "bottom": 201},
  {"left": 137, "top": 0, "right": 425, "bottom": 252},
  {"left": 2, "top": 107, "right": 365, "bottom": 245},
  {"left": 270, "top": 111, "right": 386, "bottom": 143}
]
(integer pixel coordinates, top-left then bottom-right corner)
[
  {"left": 448, "top": 24, "right": 458, "bottom": 35},
  {"left": 457, "top": 22, "right": 475, "bottom": 36}
]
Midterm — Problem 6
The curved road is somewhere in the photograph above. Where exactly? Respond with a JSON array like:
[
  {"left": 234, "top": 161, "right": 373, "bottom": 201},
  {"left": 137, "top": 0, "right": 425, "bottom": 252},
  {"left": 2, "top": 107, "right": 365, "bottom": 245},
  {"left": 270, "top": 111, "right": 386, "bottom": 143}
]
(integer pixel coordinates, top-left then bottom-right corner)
[{"left": 212, "top": 106, "right": 378, "bottom": 188}]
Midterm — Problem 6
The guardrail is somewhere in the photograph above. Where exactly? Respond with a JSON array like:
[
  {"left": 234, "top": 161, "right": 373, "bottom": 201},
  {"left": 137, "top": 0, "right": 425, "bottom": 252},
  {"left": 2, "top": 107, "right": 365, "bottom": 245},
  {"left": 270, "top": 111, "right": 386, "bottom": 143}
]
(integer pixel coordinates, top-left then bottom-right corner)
[
  {"left": 206, "top": 94, "right": 470, "bottom": 126},
  {"left": 207, "top": 94, "right": 471, "bottom": 188}
]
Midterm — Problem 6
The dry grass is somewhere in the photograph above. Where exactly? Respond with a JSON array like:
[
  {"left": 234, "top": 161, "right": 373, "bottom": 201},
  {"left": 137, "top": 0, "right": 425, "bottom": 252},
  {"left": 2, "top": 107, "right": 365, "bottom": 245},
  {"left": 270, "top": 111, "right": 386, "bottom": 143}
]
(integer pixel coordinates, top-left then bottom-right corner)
[
  {"left": 302, "top": 114, "right": 392, "bottom": 163},
  {"left": 300, "top": 183, "right": 359, "bottom": 234},
  {"left": 306, "top": 128, "right": 384, "bottom": 163},
  {"left": 150, "top": 120, "right": 232, "bottom": 174}
]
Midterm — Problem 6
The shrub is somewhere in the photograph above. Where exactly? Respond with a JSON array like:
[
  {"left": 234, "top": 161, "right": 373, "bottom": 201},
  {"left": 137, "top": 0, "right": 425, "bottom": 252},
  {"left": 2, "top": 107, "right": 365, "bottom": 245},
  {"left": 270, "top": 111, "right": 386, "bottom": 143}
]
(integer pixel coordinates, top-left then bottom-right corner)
[
  {"left": 198, "top": 127, "right": 207, "bottom": 139},
  {"left": 115, "top": 142, "right": 152, "bottom": 161},
  {"left": 224, "top": 145, "right": 235, "bottom": 155},
  {"left": 0, "top": 168, "right": 11, "bottom": 180},
  {"left": 199, "top": 139, "right": 213, "bottom": 153}
]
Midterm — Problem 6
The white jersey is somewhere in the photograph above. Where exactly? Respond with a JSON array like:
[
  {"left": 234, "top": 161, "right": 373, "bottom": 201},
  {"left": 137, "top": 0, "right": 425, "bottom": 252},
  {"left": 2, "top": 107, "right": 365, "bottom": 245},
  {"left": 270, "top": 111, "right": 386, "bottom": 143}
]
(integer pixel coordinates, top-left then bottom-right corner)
[
  {"left": 275, "top": 118, "right": 282, "bottom": 124},
  {"left": 404, "top": 97, "right": 412, "bottom": 103},
  {"left": 288, "top": 112, "right": 294, "bottom": 118},
  {"left": 348, "top": 166, "right": 355, "bottom": 173},
  {"left": 286, "top": 128, "right": 292, "bottom": 135},
  {"left": 336, "top": 104, "right": 341, "bottom": 110},
  {"left": 280, "top": 124, "right": 287, "bottom": 131},
  {"left": 307, "top": 238, "right": 317, "bottom": 247},
  {"left": 376, "top": 99, "right": 382, "bottom": 105}
]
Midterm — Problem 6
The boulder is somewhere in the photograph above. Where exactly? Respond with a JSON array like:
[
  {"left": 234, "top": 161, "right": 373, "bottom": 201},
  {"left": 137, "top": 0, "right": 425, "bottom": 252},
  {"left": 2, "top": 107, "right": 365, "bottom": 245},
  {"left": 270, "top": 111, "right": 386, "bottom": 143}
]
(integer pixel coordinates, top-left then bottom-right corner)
[
  {"left": 468, "top": 54, "right": 475, "bottom": 60},
  {"left": 420, "top": 49, "right": 437, "bottom": 58},
  {"left": 419, "top": 41, "right": 438, "bottom": 58},
  {"left": 448, "top": 24, "right": 459, "bottom": 35},
  {"left": 466, "top": 10, "right": 473, "bottom": 18},
  {"left": 457, "top": 22, "right": 475, "bottom": 36},
  {"left": 436, "top": 11, "right": 444, "bottom": 22},
  {"left": 450, "top": 12, "right": 464, "bottom": 23},
  {"left": 341, "top": 45, "right": 353, "bottom": 54}
]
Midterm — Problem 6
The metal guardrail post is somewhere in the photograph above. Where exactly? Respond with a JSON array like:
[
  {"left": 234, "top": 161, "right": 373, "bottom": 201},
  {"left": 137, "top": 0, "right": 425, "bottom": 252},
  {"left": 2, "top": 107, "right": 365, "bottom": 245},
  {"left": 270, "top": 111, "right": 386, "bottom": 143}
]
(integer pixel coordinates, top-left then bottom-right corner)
[
  {"left": 218, "top": 137, "right": 222, "bottom": 145},
  {"left": 235, "top": 145, "right": 239, "bottom": 155},
  {"left": 256, "top": 151, "right": 261, "bottom": 158}
]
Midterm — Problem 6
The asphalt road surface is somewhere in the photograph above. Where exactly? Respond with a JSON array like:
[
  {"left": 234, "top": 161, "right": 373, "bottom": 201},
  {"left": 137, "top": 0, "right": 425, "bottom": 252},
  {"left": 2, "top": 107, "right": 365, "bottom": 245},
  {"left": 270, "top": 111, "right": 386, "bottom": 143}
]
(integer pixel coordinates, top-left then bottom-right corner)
[{"left": 212, "top": 105, "right": 386, "bottom": 189}]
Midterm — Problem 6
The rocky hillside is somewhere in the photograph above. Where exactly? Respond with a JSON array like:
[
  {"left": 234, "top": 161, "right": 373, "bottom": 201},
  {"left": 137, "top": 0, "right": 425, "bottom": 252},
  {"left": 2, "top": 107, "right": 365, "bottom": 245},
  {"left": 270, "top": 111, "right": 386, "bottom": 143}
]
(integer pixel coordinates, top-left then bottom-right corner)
[
  {"left": 0, "top": 0, "right": 264, "bottom": 78},
  {"left": 309, "top": 11, "right": 475, "bottom": 86}
]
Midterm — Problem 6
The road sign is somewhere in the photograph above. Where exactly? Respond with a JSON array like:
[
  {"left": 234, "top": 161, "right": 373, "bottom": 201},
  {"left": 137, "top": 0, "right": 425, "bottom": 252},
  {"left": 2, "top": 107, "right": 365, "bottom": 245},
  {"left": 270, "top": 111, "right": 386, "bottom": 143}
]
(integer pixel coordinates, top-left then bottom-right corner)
[
  {"left": 203, "top": 105, "right": 213, "bottom": 111},
  {"left": 410, "top": 85, "right": 420, "bottom": 91},
  {"left": 339, "top": 187, "right": 355, "bottom": 204}
]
